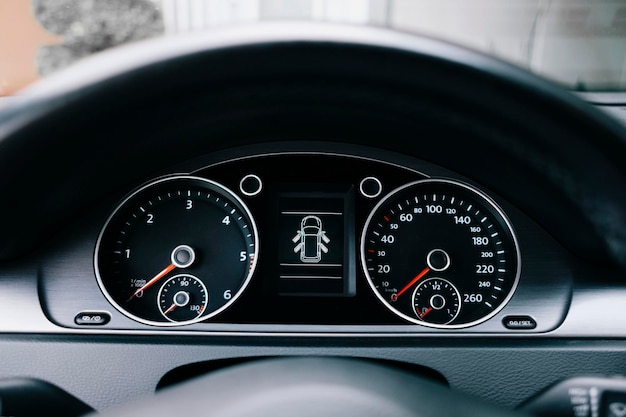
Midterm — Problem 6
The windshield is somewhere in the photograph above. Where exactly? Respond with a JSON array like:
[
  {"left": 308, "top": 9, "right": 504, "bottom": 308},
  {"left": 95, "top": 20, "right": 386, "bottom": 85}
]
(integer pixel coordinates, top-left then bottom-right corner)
[{"left": 1, "top": 0, "right": 625, "bottom": 96}]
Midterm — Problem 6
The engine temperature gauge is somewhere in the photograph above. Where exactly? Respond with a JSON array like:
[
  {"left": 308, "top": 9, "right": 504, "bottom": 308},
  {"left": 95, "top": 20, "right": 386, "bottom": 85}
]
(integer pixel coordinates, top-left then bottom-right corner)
[{"left": 158, "top": 274, "right": 208, "bottom": 323}]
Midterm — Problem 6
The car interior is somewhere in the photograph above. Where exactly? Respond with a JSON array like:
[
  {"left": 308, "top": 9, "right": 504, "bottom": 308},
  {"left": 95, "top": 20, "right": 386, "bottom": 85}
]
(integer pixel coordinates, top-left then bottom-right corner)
[{"left": 1, "top": 10, "right": 626, "bottom": 417}]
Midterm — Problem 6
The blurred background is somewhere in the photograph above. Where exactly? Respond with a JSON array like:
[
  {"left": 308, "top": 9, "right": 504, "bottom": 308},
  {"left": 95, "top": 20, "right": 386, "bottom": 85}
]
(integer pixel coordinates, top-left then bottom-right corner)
[{"left": 1, "top": 0, "right": 625, "bottom": 96}]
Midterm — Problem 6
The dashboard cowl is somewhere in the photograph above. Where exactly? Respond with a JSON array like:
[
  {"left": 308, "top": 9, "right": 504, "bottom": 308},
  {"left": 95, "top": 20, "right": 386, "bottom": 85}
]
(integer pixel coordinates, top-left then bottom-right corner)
[{"left": 0, "top": 23, "right": 624, "bottom": 273}]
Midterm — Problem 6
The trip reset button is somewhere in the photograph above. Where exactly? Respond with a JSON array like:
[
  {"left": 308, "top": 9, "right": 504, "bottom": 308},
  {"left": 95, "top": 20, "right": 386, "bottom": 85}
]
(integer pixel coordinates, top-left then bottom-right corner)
[
  {"left": 503, "top": 316, "right": 536, "bottom": 330},
  {"left": 74, "top": 312, "right": 111, "bottom": 326}
]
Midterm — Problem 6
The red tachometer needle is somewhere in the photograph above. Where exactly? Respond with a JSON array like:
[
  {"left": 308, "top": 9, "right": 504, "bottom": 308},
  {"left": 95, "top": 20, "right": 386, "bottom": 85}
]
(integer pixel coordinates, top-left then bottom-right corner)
[
  {"left": 128, "top": 263, "right": 176, "bottom": 301},
  {"left": 391, "top": 266, "right": 430, "bottom": 302}
]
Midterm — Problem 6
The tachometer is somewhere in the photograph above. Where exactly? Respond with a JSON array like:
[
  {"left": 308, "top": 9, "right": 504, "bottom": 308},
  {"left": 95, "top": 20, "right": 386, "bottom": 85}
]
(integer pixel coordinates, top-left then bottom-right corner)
[
  {"left": 361, "top": 179, "right": 520, "bottom": 328},
  {"left": 95, "top": 176, "right": 258, "bottom": 326}
]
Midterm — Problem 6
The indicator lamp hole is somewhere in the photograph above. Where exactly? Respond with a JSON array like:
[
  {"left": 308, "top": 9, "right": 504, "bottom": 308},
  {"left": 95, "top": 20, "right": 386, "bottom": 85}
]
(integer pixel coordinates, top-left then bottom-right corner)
[
  {"left": 359, "top": 177, "right": 383, "bottom": 199},
  {"left": 427, "top": 249, "right": 450, "bottom": 272},
  {"left": 171, "top": 245, "right": 195, "bottom": 269},
  {"left": 239, "top": 174, "right": 263, "bottom": 197}
]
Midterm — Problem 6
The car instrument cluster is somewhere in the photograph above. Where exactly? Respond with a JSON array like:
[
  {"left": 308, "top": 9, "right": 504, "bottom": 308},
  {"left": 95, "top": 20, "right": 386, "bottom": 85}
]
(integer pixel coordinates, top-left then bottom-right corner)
[{"left": 88, "top": 152, "right": 532, "bottom": 330}]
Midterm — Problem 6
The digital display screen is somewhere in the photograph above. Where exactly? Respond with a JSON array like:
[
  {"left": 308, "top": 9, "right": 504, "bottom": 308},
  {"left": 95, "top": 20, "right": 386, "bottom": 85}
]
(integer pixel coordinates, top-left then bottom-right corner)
[{"left": 277, "top": 188, "right": 355, "bottom": 296}]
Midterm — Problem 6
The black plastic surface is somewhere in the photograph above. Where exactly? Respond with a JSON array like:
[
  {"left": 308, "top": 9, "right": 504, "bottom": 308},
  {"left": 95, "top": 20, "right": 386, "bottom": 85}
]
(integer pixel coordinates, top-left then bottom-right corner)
[{"left": 0, "top": 378, "right": 92, "bottom": 417}]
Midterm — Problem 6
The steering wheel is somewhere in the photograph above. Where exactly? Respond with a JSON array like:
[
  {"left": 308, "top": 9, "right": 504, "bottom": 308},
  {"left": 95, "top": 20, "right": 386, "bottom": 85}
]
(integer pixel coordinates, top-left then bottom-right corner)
[
  {"left": 0, "top": 23, "right": 625, "bottom": 268},
  {"left": 0, "top": 23, "right": 624, "bottom": 416},
  {"left": 94, "top": 357, "right": 525, "bottom": 417}
]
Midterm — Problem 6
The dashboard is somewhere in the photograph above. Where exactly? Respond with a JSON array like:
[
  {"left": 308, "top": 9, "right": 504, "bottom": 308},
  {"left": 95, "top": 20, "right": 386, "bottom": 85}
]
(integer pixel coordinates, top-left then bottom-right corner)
[{"left": 1, "top": 23, "right": 626, "bottom": 416}]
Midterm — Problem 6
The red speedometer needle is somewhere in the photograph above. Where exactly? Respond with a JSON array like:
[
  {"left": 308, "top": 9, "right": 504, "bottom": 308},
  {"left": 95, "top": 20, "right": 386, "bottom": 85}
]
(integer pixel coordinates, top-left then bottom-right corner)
[
  {"left": 128, "top": 263, "right": 176, "bottom": 301},
  {"left": 391, "top": 267, "right": 430, "bottom": 302},
  {"left": 163, "top": 304, "right": 177, "bottom": 315}
]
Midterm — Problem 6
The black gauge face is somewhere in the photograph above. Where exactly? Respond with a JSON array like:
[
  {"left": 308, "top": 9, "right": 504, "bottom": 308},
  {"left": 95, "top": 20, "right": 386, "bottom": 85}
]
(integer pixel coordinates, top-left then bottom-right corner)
[
  {"left": 95, "top": 176, "right": 258, "bottom": 326},
  {"left": 361, "top": 179, "right": 520, "bottom": 328}
]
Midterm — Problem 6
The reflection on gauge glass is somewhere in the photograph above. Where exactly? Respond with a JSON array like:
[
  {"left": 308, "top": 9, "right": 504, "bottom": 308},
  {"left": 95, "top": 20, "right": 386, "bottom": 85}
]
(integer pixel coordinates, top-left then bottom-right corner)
[
  {"left": 95, "top": 176, "right": 258, "bottom": 327},
  {"left": 361, "top": 179, "right": 520, "bottom": 329}
]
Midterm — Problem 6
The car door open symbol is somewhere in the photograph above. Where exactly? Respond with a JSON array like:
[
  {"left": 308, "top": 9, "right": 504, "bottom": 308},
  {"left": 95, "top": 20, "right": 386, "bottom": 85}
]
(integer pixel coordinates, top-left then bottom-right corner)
[
  {"left": 292, "top": 215, "right": 330, "bottom": 263},
  {"left": 610, "top": 403, "right": 626, "bottom": 417}
]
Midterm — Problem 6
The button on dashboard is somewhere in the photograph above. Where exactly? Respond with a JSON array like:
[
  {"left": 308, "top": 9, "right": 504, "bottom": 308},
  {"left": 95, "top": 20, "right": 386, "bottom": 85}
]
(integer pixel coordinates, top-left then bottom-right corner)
[
  {"left": 503, "top": 315, "right": 536, "bottom": 330},
  {"left": 74, "top": 312, "right": 111, "bottom": 326}
]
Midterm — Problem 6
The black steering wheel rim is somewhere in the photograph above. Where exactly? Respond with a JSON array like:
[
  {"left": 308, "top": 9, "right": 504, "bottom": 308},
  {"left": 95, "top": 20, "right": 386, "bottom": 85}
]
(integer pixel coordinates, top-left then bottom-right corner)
[
  {"left": 0, "top": 23, "right": 624, "bottom": 267},
  {"left": 93, "top": 357, "right": 526, "bottom": 417}
]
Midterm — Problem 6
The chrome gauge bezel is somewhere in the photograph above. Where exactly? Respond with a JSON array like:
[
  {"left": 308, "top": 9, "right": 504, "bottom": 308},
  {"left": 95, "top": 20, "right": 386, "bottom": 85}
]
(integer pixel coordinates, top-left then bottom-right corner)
[
  {"left": 360, "top": 178, "right": 522, "bottom": 329},
  {"left": 94, "top": 175, "right": 260, "bottom": 327}
]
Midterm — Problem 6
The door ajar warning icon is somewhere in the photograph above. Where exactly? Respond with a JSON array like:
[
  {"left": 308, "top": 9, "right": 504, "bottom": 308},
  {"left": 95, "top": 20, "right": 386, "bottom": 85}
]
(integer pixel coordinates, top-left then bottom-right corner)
[{"left": 292, "top": 215, "right": 330, "bottom": 263}]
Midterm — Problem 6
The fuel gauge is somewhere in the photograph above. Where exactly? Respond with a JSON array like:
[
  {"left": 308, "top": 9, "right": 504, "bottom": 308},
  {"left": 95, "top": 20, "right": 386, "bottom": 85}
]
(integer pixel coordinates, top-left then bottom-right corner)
[{"left": 412, "top": 278, "right": 461, "bottom": 325}]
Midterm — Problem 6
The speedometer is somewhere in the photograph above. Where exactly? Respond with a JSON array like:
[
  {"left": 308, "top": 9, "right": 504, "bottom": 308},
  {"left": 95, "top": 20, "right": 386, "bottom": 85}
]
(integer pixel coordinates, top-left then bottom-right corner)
[{"left": 361, "top": 179, "right": 520, "bottom": 328}]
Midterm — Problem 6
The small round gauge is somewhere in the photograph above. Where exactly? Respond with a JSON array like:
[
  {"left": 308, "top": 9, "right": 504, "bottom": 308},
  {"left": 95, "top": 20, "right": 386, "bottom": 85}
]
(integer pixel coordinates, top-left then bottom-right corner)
[
  {"left": 412, "top": 278, "right": 461, "bottom": 325},
  {"left": 158, "top": 274, "right": 208, "bottom": 323},
  {"left": 361, "top": 178, "right": 520, "bottom": 328},
  {"left": 95, "top": 176, "right": 259, "bottom": 326}
]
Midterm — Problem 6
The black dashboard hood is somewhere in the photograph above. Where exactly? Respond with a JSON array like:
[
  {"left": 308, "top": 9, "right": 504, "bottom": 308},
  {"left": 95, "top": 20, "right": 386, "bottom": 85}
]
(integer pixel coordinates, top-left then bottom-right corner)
[{"left": 0, "top": 22, "right": 625, "bottom": 270}]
